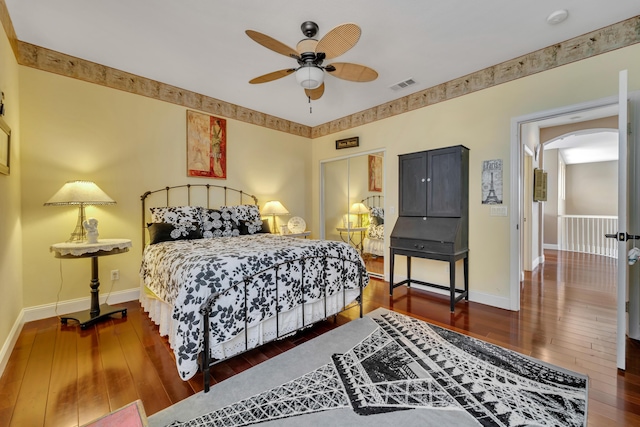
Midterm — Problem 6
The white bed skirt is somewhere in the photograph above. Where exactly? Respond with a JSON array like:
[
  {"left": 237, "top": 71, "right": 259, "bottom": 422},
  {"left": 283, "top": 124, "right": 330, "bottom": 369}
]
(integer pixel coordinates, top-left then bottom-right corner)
[
  {"left": 140, "top": 282, "right": 361, "bottom": 362},
  {"left": 363, "top": 237, "right": 384, "bottom": 256}
]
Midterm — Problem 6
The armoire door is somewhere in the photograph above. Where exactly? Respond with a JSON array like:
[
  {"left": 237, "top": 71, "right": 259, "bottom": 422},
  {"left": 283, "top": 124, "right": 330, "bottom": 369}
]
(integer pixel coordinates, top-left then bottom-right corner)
[
  {"left": 427, "top": 146, "right": 467, "bottom": 217},
  {"left": 398, "top": 152, "right": 427, "bottom": 217}
]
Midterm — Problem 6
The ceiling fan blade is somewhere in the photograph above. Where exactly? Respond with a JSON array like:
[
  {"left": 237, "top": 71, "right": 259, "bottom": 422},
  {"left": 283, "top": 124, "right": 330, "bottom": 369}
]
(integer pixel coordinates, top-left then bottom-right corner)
[
  {"left": 305, "top": 83, "right": 325, "bottom": 100},
  {"left": 315, "top": 23, "right": 361, "bottom": 59},
  {"left": 249, "top": 69, "right": 295, "bottom": 84},
  {"left": 326, "top": 62, "right": 378, "bottom": 82},
  {"left": 246, "top": 30, "right": 298, "bottom": 58}
]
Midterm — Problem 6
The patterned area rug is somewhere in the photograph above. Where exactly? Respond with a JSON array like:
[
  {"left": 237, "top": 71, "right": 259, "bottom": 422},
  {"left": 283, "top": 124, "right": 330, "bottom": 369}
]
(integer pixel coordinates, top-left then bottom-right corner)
[{"left": 150, "top": 309, "right": 588, "bottom": 427}]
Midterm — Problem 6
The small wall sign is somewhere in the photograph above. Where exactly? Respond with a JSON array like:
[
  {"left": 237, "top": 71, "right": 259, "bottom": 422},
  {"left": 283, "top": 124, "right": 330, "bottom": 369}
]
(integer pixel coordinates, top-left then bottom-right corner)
[{"left": 335, "top": 136, "right": 359, "bottom": 150}]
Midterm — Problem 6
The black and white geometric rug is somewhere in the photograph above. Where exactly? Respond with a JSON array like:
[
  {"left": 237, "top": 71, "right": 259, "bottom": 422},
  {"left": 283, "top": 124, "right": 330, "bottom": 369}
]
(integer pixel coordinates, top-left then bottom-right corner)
[{"left": 153, "top": 309, "right": 588, "bottom": 427}]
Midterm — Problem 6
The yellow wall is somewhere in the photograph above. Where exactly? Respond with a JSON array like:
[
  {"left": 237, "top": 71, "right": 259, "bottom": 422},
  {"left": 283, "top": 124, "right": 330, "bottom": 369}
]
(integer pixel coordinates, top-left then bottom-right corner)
[
  {"left": 566, "top": 160, "right": 618, "bottom": 215},
  {"left": 310, "top": 43, "right": 640, "bottom": 306},
  {"left": 0, "top": 20, "right": 22, "bottom": 357},
  {"left": 19, "top": 68, "right": 311, "bottom": 308},
  {"left": 4, "top": 21, "right": 640, "bottom": 347}
]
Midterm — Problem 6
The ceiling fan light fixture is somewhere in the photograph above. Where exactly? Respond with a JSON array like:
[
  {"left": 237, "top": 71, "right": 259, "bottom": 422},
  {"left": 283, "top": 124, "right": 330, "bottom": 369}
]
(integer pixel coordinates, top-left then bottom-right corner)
[{"left": 295, "top": 65, "right": 324, "bottom": 90}]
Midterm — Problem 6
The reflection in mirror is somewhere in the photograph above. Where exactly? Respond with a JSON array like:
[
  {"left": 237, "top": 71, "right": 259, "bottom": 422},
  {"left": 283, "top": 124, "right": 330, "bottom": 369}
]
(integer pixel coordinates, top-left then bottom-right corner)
[
  {"left": 323, "top": 158, "right": 349, "bottom": 244},
  {"left": 321, "top": 151, "right": 384, "bottom": 279}
]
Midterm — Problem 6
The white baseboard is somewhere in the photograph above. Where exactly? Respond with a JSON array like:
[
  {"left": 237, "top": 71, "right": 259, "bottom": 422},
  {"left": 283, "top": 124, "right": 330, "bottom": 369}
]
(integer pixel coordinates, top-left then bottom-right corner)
[
  {"left": 393, "top": 276, "right": 513, "bottom": 311},
  {"left": 0, "top": 310, "right": 25, "bottom": 379},
  {"left": 531, "top": 254, "right": 545, "bottom": 271},
  {"left": 468, "top": 290, "right": 512, "bottom": 310},
  {"left": 22, "top": 288, "right": 140, "bottom": 323},
  {"left": 543, "top": 243, "right": 559, "bottom": 250},
  {"left": 0, "top": 288, "right": 140, "bottom": 379}
]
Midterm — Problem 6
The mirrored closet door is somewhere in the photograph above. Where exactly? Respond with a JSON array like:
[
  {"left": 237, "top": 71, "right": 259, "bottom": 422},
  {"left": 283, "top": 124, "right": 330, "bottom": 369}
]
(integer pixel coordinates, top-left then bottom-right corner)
[{"left": 321, "top": 150, "right": 385, "bottom": 279}]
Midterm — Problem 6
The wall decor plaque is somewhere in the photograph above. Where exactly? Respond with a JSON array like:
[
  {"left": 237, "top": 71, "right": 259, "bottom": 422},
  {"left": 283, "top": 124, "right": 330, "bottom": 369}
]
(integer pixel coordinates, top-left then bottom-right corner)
[{"left": 335, "top": 136, "right": 359, "bottom": 150}]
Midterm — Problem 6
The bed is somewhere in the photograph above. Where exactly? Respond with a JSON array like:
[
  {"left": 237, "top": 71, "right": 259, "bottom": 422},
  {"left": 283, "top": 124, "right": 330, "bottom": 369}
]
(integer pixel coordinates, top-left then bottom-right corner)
[
  {"left": 139, "top": 184, "right": 369, "bottom": 392},
  {"left": 361, "top": 195, "right": 384, "bottom": 257}
]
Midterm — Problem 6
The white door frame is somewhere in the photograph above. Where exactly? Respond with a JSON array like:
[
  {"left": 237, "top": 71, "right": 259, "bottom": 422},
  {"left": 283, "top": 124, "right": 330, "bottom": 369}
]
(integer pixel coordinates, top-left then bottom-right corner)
[
  {"left": 509, "top": 95, "right": 619, "bottom": 312},
  {"left": 522, "top": 147, "right": 533, "bottom": 275}
]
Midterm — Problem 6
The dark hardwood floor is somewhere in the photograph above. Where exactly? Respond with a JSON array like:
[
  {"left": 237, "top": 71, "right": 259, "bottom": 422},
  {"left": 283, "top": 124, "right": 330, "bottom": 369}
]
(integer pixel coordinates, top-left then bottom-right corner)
[
  {"left": 363, "top": 253, "right": 384, "bottom": 276},
  {"left": 1, "top": 249, "right": 639, "bottom": 426}
]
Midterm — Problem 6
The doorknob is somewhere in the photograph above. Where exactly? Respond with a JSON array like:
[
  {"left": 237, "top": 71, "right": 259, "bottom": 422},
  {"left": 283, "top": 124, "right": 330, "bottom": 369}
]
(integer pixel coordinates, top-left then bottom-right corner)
[{"left": 605, "top": 232, "right": 640, "bottom": 241}]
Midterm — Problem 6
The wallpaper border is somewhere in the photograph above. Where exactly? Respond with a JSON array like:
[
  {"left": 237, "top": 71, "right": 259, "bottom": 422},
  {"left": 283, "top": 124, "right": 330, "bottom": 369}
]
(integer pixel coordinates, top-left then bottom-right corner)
[{"left": 6, "top": 14, "right": 640, "bottom": 139}]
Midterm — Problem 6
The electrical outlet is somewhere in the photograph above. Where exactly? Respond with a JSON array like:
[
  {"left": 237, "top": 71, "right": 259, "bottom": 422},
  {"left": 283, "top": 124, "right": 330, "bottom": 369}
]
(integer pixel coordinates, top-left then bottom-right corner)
[
  {"left": 490, "top": 206, "right": 508, "bottom": 217},
  {"left": 110, "top": 269, "right": 119, "bottom": 280}
]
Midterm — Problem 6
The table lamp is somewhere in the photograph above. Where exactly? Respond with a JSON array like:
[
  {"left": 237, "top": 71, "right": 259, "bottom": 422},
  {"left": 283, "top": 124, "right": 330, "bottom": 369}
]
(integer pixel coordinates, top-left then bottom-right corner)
[
  {"left": 349, "top": 202, "right": 369, "bottom": 227},
  {"left": 44, "top": 180, "right": 116, "bottom": 243},
  {"left": 262, "top": 200, "right": 289, "bottom": 234}
]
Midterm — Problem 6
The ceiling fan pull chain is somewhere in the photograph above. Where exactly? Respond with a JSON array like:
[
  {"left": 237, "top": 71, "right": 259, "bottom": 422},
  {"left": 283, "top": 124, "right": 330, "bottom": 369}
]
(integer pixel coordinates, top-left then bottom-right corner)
[{"left": 308, "top": 96, "right": 312, "bottom": 114}]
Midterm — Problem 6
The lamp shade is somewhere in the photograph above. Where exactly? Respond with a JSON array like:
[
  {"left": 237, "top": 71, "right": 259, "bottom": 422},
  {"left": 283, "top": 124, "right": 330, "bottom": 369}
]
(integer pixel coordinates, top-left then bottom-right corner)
[
  {"left": 44, "top": 180, "right": 116, "bottom": 206},
  {"left": 295, "top": 65, "right": 324, "bottom": 90},
  {"left": 349, "top": 202, "right": 369, "bottom": 215},
  {"left": 44, "top": 180, "right": 116, "bottom": 243},
  {"left": 262, "top": 200, "right": 289, "bottom": 215}
]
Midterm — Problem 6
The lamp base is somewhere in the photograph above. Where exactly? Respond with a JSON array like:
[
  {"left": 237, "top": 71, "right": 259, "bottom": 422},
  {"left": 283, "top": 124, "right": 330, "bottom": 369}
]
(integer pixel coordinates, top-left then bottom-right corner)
[{"left": 67, "top": 204, "right": 87, "bottom": 243}]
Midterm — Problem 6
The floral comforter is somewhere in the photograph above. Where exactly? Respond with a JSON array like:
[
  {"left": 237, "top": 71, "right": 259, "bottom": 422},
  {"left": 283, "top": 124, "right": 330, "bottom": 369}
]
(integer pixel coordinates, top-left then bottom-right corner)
[{"left": 140, "top": 234, "right": 368, "bottom": 379}]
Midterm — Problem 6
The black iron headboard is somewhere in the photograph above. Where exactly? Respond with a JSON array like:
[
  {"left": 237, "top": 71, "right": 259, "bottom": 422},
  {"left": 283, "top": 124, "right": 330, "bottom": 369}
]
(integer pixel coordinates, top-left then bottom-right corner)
[
  {"left": 141, "top": 184, "right": 258, "bottom": 250},
  {"left": 361, "top": 195, "right": 383, "bottom": 208}
]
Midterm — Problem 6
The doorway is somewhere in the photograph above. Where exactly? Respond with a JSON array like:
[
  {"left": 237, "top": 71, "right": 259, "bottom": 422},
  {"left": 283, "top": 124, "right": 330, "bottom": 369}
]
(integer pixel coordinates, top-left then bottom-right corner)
[
  {"left": 511, "top": 88, "right": 640, "bottom": 371},
  {"left": 510, "top": 97, "right": 622, "bottom": 311}
]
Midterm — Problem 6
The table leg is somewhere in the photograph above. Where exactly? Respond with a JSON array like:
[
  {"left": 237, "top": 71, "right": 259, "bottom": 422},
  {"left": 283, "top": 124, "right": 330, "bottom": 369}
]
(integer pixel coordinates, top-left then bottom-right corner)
[
  {"left": 90, "top": 256, "right": 100, "bottom": 316},
  {"left": 389, "top": 250, "right": 395, "bottom": 295},
  {"left": 339, "top": 231, "right": 348, "bottom": 244},
  {"left": 60, "top": 255, "right": 127, "bottom": 329},
  {"left": 449, "top": 258, "right": 456, "bottom": 312},
  {"left": 464, "top": 255, "right": 469, "bottom": 300},
  {"left": 406, "top": 256, "right": 412, "bottom": 288}
]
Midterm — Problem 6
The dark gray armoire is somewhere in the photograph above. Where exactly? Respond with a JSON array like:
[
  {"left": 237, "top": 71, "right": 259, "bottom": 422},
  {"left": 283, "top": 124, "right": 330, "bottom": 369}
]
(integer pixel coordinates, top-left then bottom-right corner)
[{"left": 389, "top": 145, "right": 469, "bottom": 311}]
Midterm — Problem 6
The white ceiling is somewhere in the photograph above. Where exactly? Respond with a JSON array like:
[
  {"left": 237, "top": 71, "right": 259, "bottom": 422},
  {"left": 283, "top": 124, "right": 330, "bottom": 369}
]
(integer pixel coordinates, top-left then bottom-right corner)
[
  {"left": 5, "top": 1, "right": 640, "bottom": 127},
  {"left": 546, "top": 130, "right": 618, "bottom": 165},
  {"left": 537, "top": 104, "right": 619, "bottom": 165}
]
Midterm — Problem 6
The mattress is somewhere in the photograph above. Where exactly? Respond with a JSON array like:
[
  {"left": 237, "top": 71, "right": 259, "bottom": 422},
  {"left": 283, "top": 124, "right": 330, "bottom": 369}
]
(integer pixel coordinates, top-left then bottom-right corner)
[{"left": 139, "top": 233, "right": 368, "bottom": 380}]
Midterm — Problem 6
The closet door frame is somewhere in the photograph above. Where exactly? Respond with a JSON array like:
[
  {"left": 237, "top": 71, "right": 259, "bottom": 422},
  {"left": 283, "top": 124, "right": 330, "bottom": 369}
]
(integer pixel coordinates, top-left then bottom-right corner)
[{"left": 319, "top": 148, "right": 386, "bottom": 240}]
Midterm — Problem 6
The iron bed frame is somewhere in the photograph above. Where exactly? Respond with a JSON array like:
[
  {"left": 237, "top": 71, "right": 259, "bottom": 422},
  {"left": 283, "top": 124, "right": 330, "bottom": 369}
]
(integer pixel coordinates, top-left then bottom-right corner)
[
  {"left": 141, "top": 184, "right": 366, "bottom": 392},
  {"left": 199, "top": 255, "right": 365, "bottom": 392}
]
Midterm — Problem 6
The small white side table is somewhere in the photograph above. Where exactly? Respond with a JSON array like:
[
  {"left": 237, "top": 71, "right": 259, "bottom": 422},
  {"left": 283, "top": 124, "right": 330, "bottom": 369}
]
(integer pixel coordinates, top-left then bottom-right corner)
[
  {"left": 50, "top": 238, "right": 132, "bottom": 329},
  {"left": 336, "top": 227, "right": 367, "bottom": 253}
]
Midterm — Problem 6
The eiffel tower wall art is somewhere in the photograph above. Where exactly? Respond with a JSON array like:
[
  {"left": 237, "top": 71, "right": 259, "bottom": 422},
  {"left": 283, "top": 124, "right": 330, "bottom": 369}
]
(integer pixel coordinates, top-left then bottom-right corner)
[{"left": 482, "top": 159, "right": 503, "bottom": 204}]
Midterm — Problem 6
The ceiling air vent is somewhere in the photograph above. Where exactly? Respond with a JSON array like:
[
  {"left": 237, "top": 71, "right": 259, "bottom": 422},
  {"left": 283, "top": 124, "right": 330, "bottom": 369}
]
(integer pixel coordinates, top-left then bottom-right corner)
[{"left": 390, "top": 78, "right": 417, "bottom": 91}]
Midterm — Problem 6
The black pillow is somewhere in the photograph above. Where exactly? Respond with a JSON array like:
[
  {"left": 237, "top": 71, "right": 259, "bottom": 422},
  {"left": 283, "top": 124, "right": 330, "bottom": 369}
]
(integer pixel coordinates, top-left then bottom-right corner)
[
  {"left": 147, "top": 222, "right": 202, "bottom": 244},
  {"left": 228, "top": 205, "right": 264, "bottom": 235},
  {"left": 242, "top": 220, "right": 270, "bottom": 234}
]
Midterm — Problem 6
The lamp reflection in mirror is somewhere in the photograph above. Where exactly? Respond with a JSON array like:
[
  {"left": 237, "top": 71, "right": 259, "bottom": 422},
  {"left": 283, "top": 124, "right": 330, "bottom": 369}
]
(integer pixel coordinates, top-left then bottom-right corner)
[
  {"left": 349, "top": 202, "right": 369, "bottom": 227},
  {"left": 44, "top": 180, "right": 116, "bottom": 243},
  {"left": 262, "top": 200, "right": 289, "bottom": 234}
]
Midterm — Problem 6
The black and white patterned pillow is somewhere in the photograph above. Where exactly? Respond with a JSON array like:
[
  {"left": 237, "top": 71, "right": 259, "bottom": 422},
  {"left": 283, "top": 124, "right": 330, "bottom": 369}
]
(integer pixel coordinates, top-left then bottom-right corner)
[
  {"left": 227, "top": 204, "right": 264, "bottom": 235},
  {"left": 369, "top": 206, "right": 384, "bottom": 225},
  {"left": 150, "top": 206, "right": 202, "bottom": 226},
  {"left": 367, "top": 223, "right": 384, "bottom": 240},
  {"left": 202, "top": 207, "right": 240, "bottom": 238},
  {"left": 147, "top": 222, "right": 202, "bottom": 244}
]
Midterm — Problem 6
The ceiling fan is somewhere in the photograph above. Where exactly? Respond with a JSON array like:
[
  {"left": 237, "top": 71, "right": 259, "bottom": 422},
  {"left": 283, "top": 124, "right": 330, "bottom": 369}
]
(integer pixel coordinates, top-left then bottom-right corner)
[{"left": 246, "top": 21, "right": 378, "bottom": 101}]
